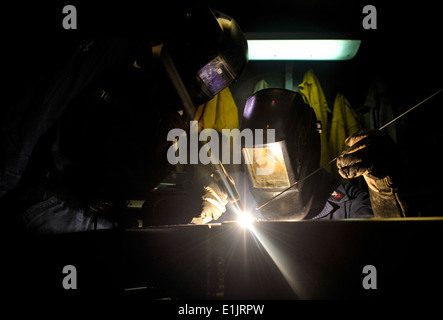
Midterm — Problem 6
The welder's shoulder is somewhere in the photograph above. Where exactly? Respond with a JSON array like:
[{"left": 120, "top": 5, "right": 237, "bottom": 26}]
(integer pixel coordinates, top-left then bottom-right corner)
[
  {"left": 312, "top": 183, "right": 372, "bottom": 220},
  {"left": 334, "top": 183, "right": 366, "bottom": 200},
  {"left": 334, "top": 183, "right": 374, "bottom": 219}
]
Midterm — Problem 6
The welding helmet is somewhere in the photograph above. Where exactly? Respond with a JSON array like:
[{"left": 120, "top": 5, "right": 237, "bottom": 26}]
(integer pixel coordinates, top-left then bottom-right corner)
[
  {"left": 240, "top": 88, "right": 325, "bottom": 220},
  {"left": 163, "top": 6, "right": 248, "bottom": 108}
]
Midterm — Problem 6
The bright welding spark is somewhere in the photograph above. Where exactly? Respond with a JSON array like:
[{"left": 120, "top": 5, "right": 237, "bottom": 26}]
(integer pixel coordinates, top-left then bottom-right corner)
[
  {"left": 250, "top": 225, "right": 304, "bottom": 298},
  {"left": 236, "top": 211, "right": 254, "bottom": 229},
  {"left": 223, "top": 186, "right": 302, "bottom": 297},
  {"left": 232, "top": 207, "right": 302, "bottom": 297}
]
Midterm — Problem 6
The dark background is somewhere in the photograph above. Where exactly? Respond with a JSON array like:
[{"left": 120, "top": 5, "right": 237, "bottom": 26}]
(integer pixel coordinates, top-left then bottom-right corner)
[{"left": 3, "top": 1, "right": 442, "bottom": 106}]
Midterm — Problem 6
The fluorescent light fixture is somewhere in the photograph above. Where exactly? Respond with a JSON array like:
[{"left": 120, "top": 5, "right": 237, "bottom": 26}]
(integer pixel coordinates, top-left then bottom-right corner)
[{"left": 247, "top": 39, "right": 361, "bottom": 60}]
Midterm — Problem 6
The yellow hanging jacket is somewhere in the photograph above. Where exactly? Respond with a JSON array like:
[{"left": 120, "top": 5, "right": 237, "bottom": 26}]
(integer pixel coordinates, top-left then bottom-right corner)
[
  {"left": 194, "top": 87, "right": 239, "bottom": 132},
  {"left": 298, "top": 69, "right": 332, "bottom": 171},
  {"left": 330, "top": 93, "right": 362, "bottom": 159},
  {"left": 330, "top": 93, "right": 362, "bottom": 182}
]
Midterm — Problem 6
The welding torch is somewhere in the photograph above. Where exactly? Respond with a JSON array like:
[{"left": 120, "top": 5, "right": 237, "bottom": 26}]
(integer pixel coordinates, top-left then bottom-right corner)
[{"left": 212, "top": 161, "right": 244, "bottom": 212}]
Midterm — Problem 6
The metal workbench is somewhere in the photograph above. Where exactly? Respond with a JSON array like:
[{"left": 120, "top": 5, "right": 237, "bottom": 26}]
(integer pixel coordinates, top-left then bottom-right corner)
[{"left": 6, "top": 218, "right": 443, "bottom": 299}]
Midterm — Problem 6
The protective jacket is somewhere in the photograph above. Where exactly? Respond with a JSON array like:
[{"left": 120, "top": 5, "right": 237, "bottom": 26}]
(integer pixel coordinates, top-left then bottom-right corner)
[
  {"left": 310, "top": 182, "right": 373, "bottom": 220},
  {"left": 298, "top": 69, "right": 332, "bottom": 172},
  {"left": 330, "top": 93, "right": 362, "bottom": 183},
  {"left": 194, "top": 87, "right": 239, "bottom": 132}
]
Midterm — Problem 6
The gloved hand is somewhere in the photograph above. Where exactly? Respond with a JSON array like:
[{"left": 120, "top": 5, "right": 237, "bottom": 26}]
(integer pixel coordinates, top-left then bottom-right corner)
[
  {"left": 337, "top": 129, "right": 409, "bottom": 217},
  {"left": 191, "top": 181, "right": 228, "bottom": 224},
  {"left": 336, "top": 129, "right": 400, "bottom": 181}
]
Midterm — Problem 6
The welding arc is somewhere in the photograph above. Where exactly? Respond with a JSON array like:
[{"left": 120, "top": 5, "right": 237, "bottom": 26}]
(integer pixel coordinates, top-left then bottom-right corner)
[{"left": 255, "top": 87, "right": 443, "bottom": 211}]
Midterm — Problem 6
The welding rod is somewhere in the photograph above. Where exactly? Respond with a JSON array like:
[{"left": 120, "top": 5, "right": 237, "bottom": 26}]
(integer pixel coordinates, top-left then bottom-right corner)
[
  {"left": 256, "top": 87, "right": 443, "bottom": 211},
  {"left": 217, "top": 161, "right": 244, "bottom": 212}
]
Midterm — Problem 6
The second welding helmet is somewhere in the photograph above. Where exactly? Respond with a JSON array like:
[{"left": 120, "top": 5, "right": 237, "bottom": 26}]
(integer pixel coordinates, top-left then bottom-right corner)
[
  {"left": 240, "top": 88, "right": 321, "bottom": 220},
  {"left": 163, "top": 6, "right": 248, "bottom": 108}
]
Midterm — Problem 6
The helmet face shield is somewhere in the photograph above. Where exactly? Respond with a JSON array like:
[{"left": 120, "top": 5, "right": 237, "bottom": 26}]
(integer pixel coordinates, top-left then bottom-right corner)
[
  {"left": 163, "top": 7, "right": 248, "bottom": 107},
  {"left": 197, "top": 55, "right": 236, "bottom": 97},
  {"left": 240, "top": 88, "right": 323, "bottom": 220},
  {"left": 242, "top": 140, "right": 307, "bottom": 221},
  {"left": 242, "top": 140, "right": 295, "bottom": 189}
]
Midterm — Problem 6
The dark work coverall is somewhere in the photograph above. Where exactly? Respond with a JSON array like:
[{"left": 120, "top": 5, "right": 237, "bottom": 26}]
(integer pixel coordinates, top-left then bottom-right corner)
[{"left": 0, "top": 36, "right": 190, "bottom": 233}]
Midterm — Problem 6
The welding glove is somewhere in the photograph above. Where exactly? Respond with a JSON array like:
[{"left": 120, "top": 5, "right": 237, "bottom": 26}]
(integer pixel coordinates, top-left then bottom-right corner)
[
  {"left": 191, "top": 181, "right": 228, "bottom": 224},
  {"left": 337, "top": 129, "right": 409, "bottom": 218}
]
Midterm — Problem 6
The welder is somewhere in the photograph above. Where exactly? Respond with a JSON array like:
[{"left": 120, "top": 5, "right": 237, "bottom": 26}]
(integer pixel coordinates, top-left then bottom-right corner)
[
  {"left": 0, "top": 6, "right": 248, "bottom": 233},
  {"left": 193, "top": 88, "right": 412, "bottom": 222}
]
